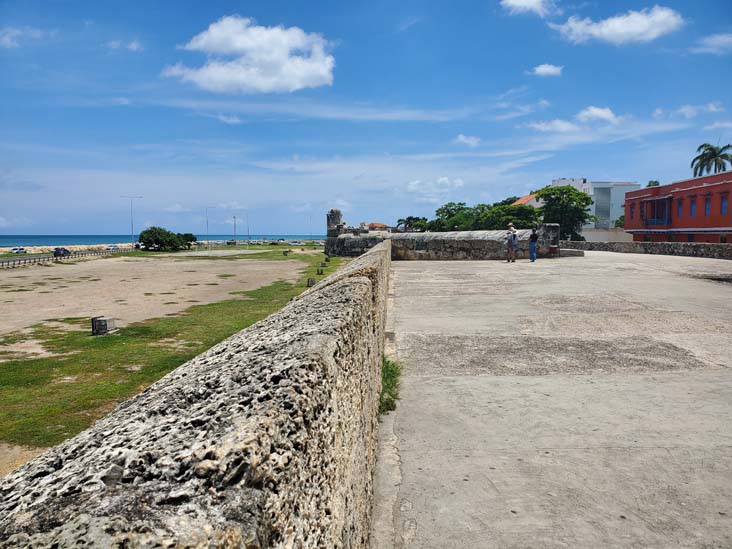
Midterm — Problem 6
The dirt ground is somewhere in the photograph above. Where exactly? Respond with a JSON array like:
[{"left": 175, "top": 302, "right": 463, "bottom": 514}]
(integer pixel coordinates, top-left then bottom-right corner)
[
  {"left": 0, "top": 252, "right": 307, "bottom": 337},
  {"left": 0, "top": 251, "right": 312, "bottom": 476}
]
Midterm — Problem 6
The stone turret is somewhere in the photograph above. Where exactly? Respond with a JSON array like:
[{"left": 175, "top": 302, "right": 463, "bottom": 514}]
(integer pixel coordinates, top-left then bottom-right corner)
[{"left": 327, "top": 209, "right": 346, "bottom": 237}]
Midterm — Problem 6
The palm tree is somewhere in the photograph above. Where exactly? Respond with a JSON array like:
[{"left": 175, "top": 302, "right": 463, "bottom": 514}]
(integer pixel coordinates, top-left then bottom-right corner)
[{"left": 691, "top": 143, "right": 732, "bottom": 177}]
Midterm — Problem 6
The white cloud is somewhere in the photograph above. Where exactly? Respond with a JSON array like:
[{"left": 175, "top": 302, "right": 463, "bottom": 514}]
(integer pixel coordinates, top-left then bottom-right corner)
[
  {"left": 0, "top": 26, "right": 48, "bottom": 48},
  {"left": 500, "top": 0, "right": 556, "bottom": 18},
  {"left": 398, "top": 17, "right": 421, "bottom": 32},
  {"left": 163, "top": 15, "right": 335, "bottom": 94},
  {"left": 206, "top": 113, "right": 243, "bottom": 125},
  {"left": 549, "top": 6, "right": 684, "bottom": 45},
  {"left": 218, "top": 201, "right": 245, "bottom": 210},
  {"left": 528, "top": 119, "right": 580, "bottom": 133},
  {"left": 163, "top": 203, "right": 191, "bottom": 213},
  {"left": 406, "top": 176, "right": 465, "bottom": 204},
  {"left": 704, "top": 121, "right": 732, "bottom": 131},
  {"left": 105, "top": 39, "right": 143, "bottom": 51},
  {"left": 530, "top": 63, "right": 563, "bottom": 76},
  {"left": 576, "top": 106, "right": 618, "bottom": 124},
  {"left": 677, "top": 102, "right": 724, "bottom": 119},
  {"left": 453, "top": 134, "right": 481, "bottom": 148},
  {"left": 691, "top": 33, "right": 732, "bottom": 55},
  {"left": 652, "top": 108, "right": 664, "bottom": 119}
]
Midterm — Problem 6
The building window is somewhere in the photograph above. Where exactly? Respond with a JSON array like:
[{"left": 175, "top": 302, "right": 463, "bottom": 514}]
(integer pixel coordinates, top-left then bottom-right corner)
[
  {"left": 688, "top": 234, "right": 695, "bottom": 242},
  {"left": 630, "top": 203, "right": 635, "bottom": 220},
  {"left": 705, "top": 197, "right": 711, "bottom": 216},
  {"left": 721, "top": 234, "right": 728, "bottom": 244},
  {"left": 677, "top": 199, "right": 682, "bottom": 218},
  {"left": 722, "top": 195, "right": 728, "bottom": 215},
  {"left": 690, "top": 199, "right": 696, "bottom": 217}
]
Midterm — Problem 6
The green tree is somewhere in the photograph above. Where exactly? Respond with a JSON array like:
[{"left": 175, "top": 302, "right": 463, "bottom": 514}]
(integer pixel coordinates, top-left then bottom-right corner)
[
  {"left": 647, "top": 180, "right": 660, "bottom": 187},
  {"left": 178, "top": 233, "right": 198, "bottom": 249},
  {"left": 477, "top": 204, "right": 541, "bottom": 230},
  {"left": 534, "top": 185, "right": 595, "bottom": 240},
  {"left": 691, "top": 143, "right": 732, "bottom": 176},
  {"left": 396, "top": 216, "right": 428, "bottom": 232},
  {"left": 492, "top": 196, "right": 521, "bottom": 207},
  {"left": 139, "top": 226, "right": 186, "bottom": 252},
  {"left": 614, "top": 215, "right": 625, "bottom": 228}
]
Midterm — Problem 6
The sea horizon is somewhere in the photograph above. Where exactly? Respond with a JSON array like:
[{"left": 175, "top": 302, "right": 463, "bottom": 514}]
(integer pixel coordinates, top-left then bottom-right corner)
[{"left": 0, "top": 234, "right": 327, "bottom": 248}]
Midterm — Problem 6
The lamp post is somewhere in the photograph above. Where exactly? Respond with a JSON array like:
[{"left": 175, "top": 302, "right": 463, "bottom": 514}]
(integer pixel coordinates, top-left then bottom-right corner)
[
  {"left": 121, "top": 195, "right": 142, "bottom": 250},
  {"left": 233, "top": 215, "right": 237, "bottom": 245},
  {"left": 204, "top": 206, "right": 215, "bottom": 256}
]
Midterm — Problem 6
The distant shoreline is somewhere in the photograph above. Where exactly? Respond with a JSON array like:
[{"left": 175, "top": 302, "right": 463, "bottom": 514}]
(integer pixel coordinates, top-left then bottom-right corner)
[{"left": 0, "top": 234, "right": 326, "bottom": 250}]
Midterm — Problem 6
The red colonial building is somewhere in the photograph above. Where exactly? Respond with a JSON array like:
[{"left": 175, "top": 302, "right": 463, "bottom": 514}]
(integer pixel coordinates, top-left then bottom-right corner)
[{"left": 624, "top": 172, "right": 732, "bottom": 242}]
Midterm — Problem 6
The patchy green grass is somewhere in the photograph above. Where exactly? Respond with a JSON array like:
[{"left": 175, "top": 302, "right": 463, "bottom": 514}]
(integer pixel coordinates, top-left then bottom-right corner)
[
  {"left": 379, "top": 357, "right": 402, "bottom": 415},
  {"left": 217, "top": 273, "right": 236, "bottom": 278},
  {"left": 0, "top": 253, "right": 345, "bottom": 447}
]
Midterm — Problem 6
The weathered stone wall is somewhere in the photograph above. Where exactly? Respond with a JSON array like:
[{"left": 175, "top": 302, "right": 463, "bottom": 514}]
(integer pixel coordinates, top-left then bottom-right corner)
[
  {"left": 326, "top": 235, "right": 385, "bottom": 258},
  {"left": 560, "top": 240, "right": 732, "bottom": 260},
  {"left": 0, "top": 243, "right": 391, "bottom": 548},
  {"left": 327, "top": 225, "right": 561, "bottom": 261}
]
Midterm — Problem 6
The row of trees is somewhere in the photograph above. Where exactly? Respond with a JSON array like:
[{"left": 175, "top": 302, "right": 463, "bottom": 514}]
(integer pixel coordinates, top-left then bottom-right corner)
[
  {"left": 139, "top": 227, "right": 197, "bottom": 251},
  {"left": 397, "top": 185, "right": 594, "bottom": 240}
]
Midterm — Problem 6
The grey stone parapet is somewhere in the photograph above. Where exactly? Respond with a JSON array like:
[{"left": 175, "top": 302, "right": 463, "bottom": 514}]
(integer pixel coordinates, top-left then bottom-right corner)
[
  {"left": 326, "top": 225, "right": 561, "bottom": 260},
  {"left": 560, "top": 240, "right": 732, "bottom": 260},
  {"left": 0, "top": 242, "right": 392, "bottom": 548}
]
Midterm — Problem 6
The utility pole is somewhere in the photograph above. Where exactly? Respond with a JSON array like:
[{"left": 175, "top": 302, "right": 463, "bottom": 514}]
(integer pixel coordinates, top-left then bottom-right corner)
[
  {"left": 121, "top": 195, "right": 142, "bottom": 249},
  {"left": 204, "top": 206, "right": 215, "bottom": 256},
  {"left": 233, "top": 215, "right": 237, "bottom": 245},
  {"left": 246, "top": 212, "right": 250, "bottom": 250}
]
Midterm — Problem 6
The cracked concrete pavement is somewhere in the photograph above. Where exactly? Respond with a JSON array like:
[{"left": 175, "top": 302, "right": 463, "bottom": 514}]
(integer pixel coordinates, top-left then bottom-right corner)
[{"left": 370, "top": 251, "right": 732, "bottom": 549}]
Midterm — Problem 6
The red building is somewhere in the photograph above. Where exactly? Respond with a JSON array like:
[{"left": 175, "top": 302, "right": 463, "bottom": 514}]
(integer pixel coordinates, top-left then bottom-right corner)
[{"left": 624, "top": 172, "right": 732, "bottom": 242}]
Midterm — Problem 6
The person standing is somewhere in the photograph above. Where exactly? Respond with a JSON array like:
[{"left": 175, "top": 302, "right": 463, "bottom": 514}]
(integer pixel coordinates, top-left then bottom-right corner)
[
  {"left": 529, "top": 228, "right": 538, "bottom": 262},
  {"left": 506, "top": 223, "right": 518, "bottom": 263}
]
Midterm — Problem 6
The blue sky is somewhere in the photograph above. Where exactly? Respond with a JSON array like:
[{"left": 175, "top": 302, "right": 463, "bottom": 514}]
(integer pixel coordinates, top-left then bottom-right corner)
[{"left": 1, "top": 0, "right": 731, "bottom": 234}]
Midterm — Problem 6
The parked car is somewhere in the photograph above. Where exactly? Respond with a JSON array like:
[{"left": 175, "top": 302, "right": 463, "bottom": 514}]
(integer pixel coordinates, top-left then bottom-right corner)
[
  {"left": 53, "top": 247, "right": 72, "bottom": 257},
  {"left": 10, "top": 247, "right": 27, "bottom": 254},
  {"left": 106, "top": 244, "right": 119, "bottom": 251}
]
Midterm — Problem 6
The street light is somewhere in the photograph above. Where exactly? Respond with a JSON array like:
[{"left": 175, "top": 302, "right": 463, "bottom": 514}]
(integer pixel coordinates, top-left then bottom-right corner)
[
  {"left": 204, "top": 206, "right": 215, "bottom": 256},
  {"left": 121, "top": 195, "right": 142, "bottom": 249}
]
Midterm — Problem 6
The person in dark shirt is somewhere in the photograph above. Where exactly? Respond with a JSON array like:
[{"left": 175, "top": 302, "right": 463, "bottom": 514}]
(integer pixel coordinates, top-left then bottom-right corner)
[{"left": 529, "top": 228, "right": 539, "bottom": 262}]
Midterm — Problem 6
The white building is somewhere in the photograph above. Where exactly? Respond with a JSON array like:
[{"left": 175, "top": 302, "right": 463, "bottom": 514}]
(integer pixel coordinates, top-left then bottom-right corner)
[{"left": 552, "top": 178, "right": 639, "bottom": 229}]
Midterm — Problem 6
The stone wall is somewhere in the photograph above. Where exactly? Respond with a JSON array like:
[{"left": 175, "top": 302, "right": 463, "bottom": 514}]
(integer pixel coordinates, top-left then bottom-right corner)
[
  {"left": 0, "top": 243, "right": 391, "bottom": 548},
  {"left": 560, "top": 240, "right": 732, "bottom": 260},
  {"left": 327, "top": 225, "right": 561, "bottom": 260}
]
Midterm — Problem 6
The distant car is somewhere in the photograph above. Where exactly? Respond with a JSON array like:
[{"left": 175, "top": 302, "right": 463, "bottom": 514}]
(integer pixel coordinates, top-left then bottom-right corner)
[
  {"left": 106, "top": 244, "right": 119, "bottom": 251},
  {"left": 10, "top": 247, "right": 27, "bottom": 254},
  {"left": 53, "top": 247, "right": 72, "bottom": 258}
]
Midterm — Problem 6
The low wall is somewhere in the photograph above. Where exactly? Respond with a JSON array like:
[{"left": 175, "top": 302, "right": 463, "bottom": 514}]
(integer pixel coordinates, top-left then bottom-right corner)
[
  {"left": 327, "top": 225, "right": 560, "bottom": 260},
  {"left": 560, "top": 240, "right": 732, "bottom": 260},
  {"left": 581, "top": 228, "right": 633, "bottom": 243},
  {"left": 0, "top": 243, "right": 391, "bottom": 548}
]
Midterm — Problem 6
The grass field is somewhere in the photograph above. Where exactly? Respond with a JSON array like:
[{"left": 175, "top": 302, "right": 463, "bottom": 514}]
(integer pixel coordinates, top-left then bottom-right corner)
[{"left": 0, "top": 250, "right": 344, "bottom": 448}]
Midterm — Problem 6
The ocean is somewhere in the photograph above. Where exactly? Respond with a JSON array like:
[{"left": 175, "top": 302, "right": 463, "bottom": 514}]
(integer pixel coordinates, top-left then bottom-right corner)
[{"left": 0, "top": 235, "right": 326, "bottom": 247}]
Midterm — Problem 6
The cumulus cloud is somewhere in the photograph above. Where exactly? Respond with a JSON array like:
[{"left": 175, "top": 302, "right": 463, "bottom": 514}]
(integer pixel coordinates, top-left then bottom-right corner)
[
  {"left": 406, "top": 176, "right": 464, "bottom": 204},
  {"left": 163, "top": 15, "right": 335, "bottom": 94},
  {"left": 691, "top": 33, "right": 732, "bottom": 55},
  {"left": 453, "top": 134, "right": 481, "bottom": 148},
  {"left": 677, "top": 102, "right": 724, "bottom": 119},
  {"left": 0, "top": 26, "right": 48, "bottom": 48},
  {"left": 500, "top": 0, "right": 556, "bottom": 18},
  {"left": 576, "top": 106, "right": 618, "bottom": 124},
  {"left": 549, "top": 6, "right": 684, "bottom": 45},
  {"left": 530, "top": 63, "right": 563, "bottom": 76},
  {"left": 528, "top": 119, "right": 580, "bottom": 133}
]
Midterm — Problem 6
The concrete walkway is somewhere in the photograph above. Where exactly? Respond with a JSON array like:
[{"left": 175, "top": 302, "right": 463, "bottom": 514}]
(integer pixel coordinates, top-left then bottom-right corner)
[{"left": 371, "top": 252, "right": 732, "bottom": 549}]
